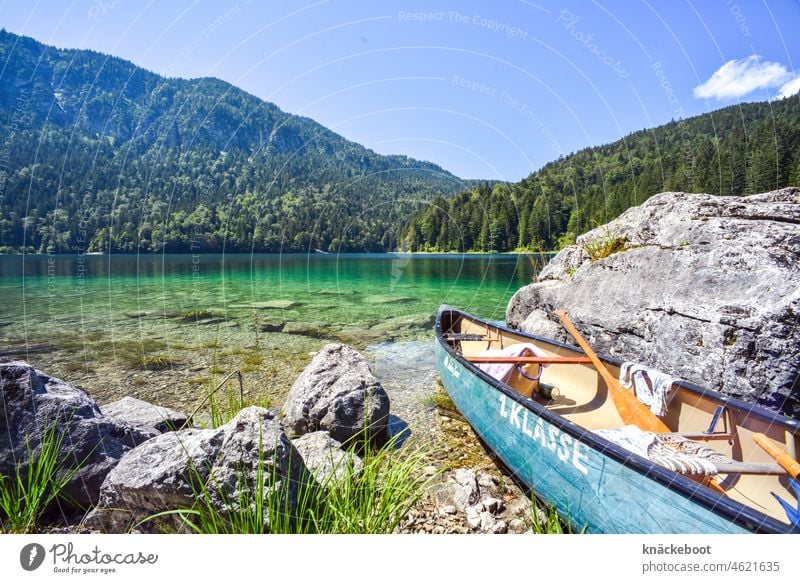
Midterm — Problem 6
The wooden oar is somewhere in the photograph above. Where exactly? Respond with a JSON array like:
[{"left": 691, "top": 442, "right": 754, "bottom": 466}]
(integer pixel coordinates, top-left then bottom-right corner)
[
  {"left": 554, "top": 309, "right": 670, "bottom": 433},
  {"left": 753, "top": 433, "right": 800, "bottom": 479}
]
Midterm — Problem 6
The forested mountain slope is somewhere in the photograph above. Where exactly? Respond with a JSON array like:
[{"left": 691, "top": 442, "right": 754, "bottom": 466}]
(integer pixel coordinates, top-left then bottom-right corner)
[
  {"left": 403, "top": 96, "right": 800, "bottom": 252},
  {"left": 0, "top": 30, "right": 469, "bottom": 253}
]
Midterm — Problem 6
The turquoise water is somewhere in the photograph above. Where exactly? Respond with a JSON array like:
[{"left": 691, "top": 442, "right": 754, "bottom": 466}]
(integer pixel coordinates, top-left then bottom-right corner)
[
  {"left": 0, "top": 253, "right": 542, "bottom": 332},
  {"left": 0, "top": 253, "right": 545, "bottom": 407}
]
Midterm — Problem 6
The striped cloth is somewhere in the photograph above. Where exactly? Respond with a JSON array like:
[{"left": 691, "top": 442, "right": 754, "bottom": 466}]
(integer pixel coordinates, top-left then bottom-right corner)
[{"left": 595, "top": 425, "right": 731, "bottom": 476}]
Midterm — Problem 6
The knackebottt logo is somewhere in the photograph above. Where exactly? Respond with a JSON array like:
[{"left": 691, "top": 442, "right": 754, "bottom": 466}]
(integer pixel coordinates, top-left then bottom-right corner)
[
  {"left": 18, "top": 542, "right": 158, "bottom": 574},
  {"left": 20, "top": 543, "right": 46, "bottom": 571}
]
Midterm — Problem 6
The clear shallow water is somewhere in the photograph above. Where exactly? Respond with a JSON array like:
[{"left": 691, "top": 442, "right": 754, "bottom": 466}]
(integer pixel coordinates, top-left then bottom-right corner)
[
  {"left": 0, "top": 253, "right": 545, "bottom": 408},
  {"left": 0, "top": 253, "right": 543, "bottom": 332}
]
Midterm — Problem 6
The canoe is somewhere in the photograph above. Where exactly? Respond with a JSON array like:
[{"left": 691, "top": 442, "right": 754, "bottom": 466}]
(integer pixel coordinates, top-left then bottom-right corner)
[{"left": 435, "top": 305, "right": 800, "bottom": 534}]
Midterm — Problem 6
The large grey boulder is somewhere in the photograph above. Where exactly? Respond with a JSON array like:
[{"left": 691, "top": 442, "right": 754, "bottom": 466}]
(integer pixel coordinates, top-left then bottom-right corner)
[
  {"left": 101, "top": 396, "right": 189, "bottom": 436},
  {"left": 282, "top": 343, "right": 390, "bottom": 444},
  {"left": 506, "top": 188, "right": 800, "bottom": 415},
  {"left": 0, "top": 361, "right": 152, "bottom": 513},
  {"left": 292, "top": 431, "right": 363, "bottom": 484},
  {"left": 85, "top": 407, "right": 309, "bottom": 533}
]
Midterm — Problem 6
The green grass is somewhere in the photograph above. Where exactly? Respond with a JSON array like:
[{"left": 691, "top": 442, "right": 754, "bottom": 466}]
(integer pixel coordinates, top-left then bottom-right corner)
[
  {"left": 139, "top": 429, "right": 434, "bottom": 534},
  {"left": 0, "top": 424, "right": 79, "bottom": 533},
  {"left": 580, "top": 226, "right": 627, "bottom": 262},
  {"left": 529, "top": 495, "right": 583, "bottom": 534}
]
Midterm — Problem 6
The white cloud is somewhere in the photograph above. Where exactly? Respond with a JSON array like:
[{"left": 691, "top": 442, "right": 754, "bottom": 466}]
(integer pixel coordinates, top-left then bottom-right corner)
[
  {"left": 693, "top": 56, "right": 792, "bottom": 100},
  {"left": 777, "top": 76, "right": 800, "bottom": 99}
]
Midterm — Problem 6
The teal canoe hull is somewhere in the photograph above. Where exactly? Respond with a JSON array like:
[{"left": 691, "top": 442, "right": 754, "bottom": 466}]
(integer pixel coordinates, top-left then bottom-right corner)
[{"left": 434, "top": 318, "right": 789, "bottom": 534}]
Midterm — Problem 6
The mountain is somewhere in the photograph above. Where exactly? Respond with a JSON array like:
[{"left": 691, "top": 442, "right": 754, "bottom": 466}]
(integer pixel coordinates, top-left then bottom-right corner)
[
  {"left": 402, "top": 96, "right": 800, "bottom": 252},
  {"left": 0, "top": 30, "right": 474, "bottom": 253}
]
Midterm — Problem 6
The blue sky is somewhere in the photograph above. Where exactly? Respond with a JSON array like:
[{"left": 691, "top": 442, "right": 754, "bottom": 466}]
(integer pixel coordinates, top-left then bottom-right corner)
[{"left": 2, "top": 0, "right": 798, "bottom": 181}]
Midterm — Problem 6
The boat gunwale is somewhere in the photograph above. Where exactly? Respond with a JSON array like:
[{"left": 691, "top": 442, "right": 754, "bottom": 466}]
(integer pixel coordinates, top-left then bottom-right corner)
[{"left": 435, "top": 305, "right": 798, "bottom": 534}]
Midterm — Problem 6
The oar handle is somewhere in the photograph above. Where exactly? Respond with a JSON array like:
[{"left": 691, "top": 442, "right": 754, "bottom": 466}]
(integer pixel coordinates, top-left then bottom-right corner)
[{"left": 753, "top": 433, "right": 800, "bottom": 479}]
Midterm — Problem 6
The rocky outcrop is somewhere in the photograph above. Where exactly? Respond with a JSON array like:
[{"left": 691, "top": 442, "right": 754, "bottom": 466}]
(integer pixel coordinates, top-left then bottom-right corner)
[
  {"left": 282, "top": 343, "right": 390, "bottom": 444},
  {"left": 101, "top": 396, "right": 189, "bottom": 437},
  {"left": 292, "top": 431, "right": 363, "bottom": 484},
  {"left": 506, "top": 189, "right": 800, "bottom": 415},
  {"left": 0, "top": 361, "right": 152, "bottom": 513},
  {"left": 85, "top": 407, "right": 308, "bottom": 533}
]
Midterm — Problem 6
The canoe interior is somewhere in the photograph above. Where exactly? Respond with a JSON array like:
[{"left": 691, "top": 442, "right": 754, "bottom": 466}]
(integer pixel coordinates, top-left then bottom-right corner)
[{"left": 439, "top": 309, "right": 799, "bottom": 527}]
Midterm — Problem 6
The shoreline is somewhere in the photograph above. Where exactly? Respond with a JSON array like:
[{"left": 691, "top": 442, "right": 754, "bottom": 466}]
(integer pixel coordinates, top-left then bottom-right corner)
[{"left": 0, "top": 250, "right": 558, "bottom": 256}]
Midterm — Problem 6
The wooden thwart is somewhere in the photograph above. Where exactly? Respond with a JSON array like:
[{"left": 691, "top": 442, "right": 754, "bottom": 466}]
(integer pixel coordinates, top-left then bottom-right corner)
[{"left": 466, "top": 356, "right": 593, "bottom": 365}]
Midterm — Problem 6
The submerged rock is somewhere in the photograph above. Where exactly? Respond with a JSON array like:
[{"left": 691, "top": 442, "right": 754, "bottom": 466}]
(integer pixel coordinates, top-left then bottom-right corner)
[
  {"left": 507, "top": 188, "right": 800, "bottom": 416},
  {"left": 282, "top": 343, "right": 390, "bottom": 444},
  {"left": 0, "top": 361, "right": 152, "bottom": 513},
  {"left": 85, "top": 407, "right": 308, "bottom": 533}
]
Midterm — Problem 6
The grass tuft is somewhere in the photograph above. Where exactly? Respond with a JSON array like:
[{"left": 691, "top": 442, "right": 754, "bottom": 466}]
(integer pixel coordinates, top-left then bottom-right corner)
[
  {"left": 138, "top": 428, "right": 433, "bottom": 534},
  {"left": 0, "top": 424, "right": 78, "bottom": 533},
  {"left": 580, "top": 226, "right": 627, "bottom": 262}
]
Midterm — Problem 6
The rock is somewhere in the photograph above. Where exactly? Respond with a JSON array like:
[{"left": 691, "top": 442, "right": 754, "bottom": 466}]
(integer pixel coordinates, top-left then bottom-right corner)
[
  {"left": 259, "top": 319, "right": 286, "bottom": 332},
  {"left": 282, "top": 321, "right": 332, "bottom": 339},
  {"left": 292, "top": 431, "right": 363, "bottom": 484},
  {"left": 0, "top": 361, "right": 152, "bottom": 513},
  {"left": 440, "top": 505, "right": 457, "bottom": 515},
  {"left": 85, "top": 407, "right": 308, "bottom": 533},
  {"left": 363, "top": 295, "right": 417, "bottom": 305},
  {"left": 282, "top": 343, "right": 390, "bottom": 444},
  {"left": 482, "top": 497, "right": 505, "bottom": 514},
  {"left": 492, "top": 520, "right": 508, "bottom": 534},
  {"left": 476, "top": 472, "right": 500, "bottom": 496},
  {"left": 101, "top": 396, "right": 189, "bottom": 435},
  {"left": 506, "top": 189, "right": 800, "bottom": 416},
  {"left": 509, "top": 518, "right": 527, "bottom": 533},
  {"left": 431, "top": 468, "right": 480, "bottom": 512},
  {"left": 230, "top": 300, "right": 304, "bottom": 310},
  {"left": 369, "top": 313, "right": 436, "bottom": 337},
  {"left": 478, "top": 511, "right": 496, "bottom": 532},
  {"left": 465, "top": 507, "right": 481, "bottom": 529}
]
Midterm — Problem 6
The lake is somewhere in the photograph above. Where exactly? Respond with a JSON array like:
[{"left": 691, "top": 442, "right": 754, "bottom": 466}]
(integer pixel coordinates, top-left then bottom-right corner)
[{"left": 0, "top": 253, "right": 545, "bottom": 411}]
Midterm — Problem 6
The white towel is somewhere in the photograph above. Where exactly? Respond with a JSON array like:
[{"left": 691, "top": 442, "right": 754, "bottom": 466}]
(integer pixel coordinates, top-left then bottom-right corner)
[
  {"left": 476, "top": 343, "right": 549, "bottom": 383},
  {"left": 619, "top": 362, "right": 678, "bottom": 417}
]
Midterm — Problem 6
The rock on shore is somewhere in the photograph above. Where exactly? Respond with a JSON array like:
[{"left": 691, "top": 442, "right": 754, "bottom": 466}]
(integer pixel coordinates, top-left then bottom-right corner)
[
  {"left": 506, "top": 188, "right": 800, "bottom": 415},
  {"left": 85, "top": 407, "right": 308, "bottom": 533},
  {"left": 0, "top": 361, "right": 154, "bottom": 513},
  {"left": 282, "top": 343, "right": 390, "bottom": 444}
]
